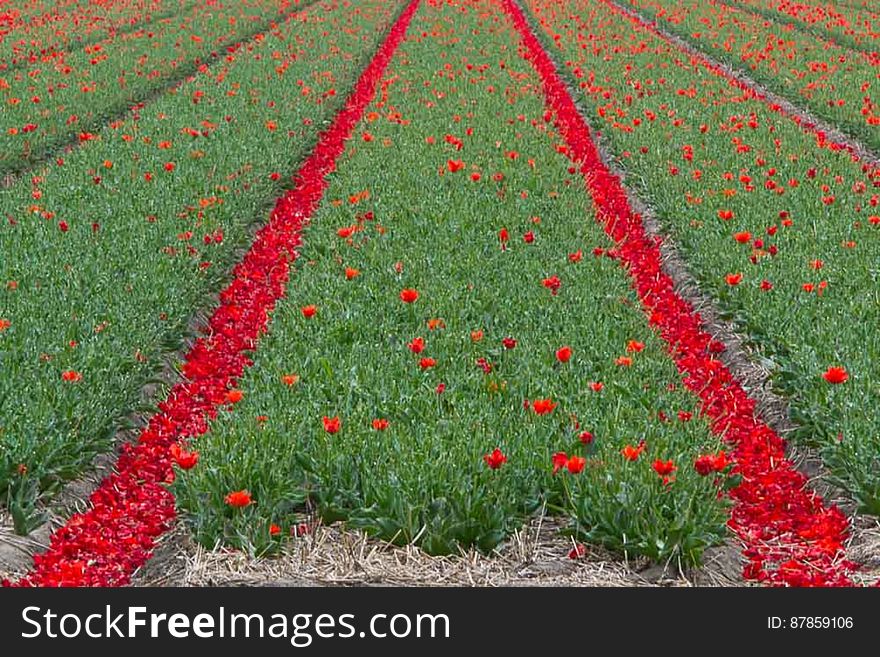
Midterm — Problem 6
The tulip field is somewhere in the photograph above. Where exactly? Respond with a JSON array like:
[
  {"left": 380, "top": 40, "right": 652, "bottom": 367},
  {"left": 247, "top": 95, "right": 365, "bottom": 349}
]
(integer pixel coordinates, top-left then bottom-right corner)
[{"left": 0, "top": 0, "right": 878, "bottom": 588}]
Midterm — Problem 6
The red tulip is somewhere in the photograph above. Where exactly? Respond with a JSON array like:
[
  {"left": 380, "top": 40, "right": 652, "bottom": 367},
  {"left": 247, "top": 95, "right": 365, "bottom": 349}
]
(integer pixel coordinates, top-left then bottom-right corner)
[
  {"left": 652, "top": 459, "right": 676, "bottom": 477},
  {"left": 621, "top": 442, "right": 645, "bottom": 462},
  {"left": 400, "top": 288, "right": 419, "bottom": 303},
  {"left": 552, "top": 451, "right": 568, "bottom": 474},
  {"left": 822, "top": 366, "right": 848, "bottom": 384},
  {"left": 542, "top": 275, "right": 561, "bottom": 295},
  {"left": 694, "top": 451, "right": 729, "bottom": 476},
  {"left": 170, "top": 444, "right": 199, "bottom": 470},
  {"left": 568, "top": 544, "right": 587, "bottom": 560},
  {"left": 531, "top": 398, "right": 557, "bottom": 415},
  {"left": 224, "top": 490, "right": 252, "bottom": 508},
  {"left": 566, "top": 456, "right": 586, "bottom": 474},
  {"left": 555, "top": 346, "right": 572, "bottom": 363},
  {"left": 483, "top": 448, "right": 507, "bottom": 470}
]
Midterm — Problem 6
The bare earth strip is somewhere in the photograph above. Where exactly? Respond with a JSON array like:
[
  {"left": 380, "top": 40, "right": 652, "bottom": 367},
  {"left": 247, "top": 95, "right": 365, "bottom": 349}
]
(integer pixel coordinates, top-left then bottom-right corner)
[
  {"left": 717, "top": 0, "right": 880, "bottom": 57},
  {"left": 0, "top": 0, "right": 198, "bottom": 72},
  {"left": 130, "top": 517, "right": 741, "bottom": 588},
  {"left": 0, "top": 0, "right": 322, "bottom": 183},
  {"left": 606, "top": 0, "right": 880, "bottom": 171}
]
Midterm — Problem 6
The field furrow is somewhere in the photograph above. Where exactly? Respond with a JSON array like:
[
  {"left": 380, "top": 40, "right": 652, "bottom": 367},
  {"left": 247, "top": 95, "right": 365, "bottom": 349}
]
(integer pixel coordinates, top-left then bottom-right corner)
[
  {"left": 615, "top": 0, "right": 880, "bottom": 152},
  {"left": 724, "top": 0, "right": 880, "bottom": 52},
  {"left": 0, "top": 0, "right": 307, "bottom": 176},
  {"left": 0, "top": 0, "right": 194, "bottom": 69}
]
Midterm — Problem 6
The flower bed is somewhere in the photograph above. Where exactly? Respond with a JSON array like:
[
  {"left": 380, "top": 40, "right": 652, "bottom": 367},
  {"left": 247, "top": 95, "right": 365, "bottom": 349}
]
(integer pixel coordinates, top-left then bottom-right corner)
[{"left": 0, "top": 0, "right": 403, "bottom": 531}]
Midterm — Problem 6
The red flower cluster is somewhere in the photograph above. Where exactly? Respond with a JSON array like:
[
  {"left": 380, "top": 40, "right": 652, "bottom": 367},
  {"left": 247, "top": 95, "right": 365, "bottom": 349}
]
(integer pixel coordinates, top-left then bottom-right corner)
[
  {"left": 552, "top": 452, "right": 585, "bottom": 474},
  {"left": 694, "top": 451, "right": 730, "bottom": 476}
]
